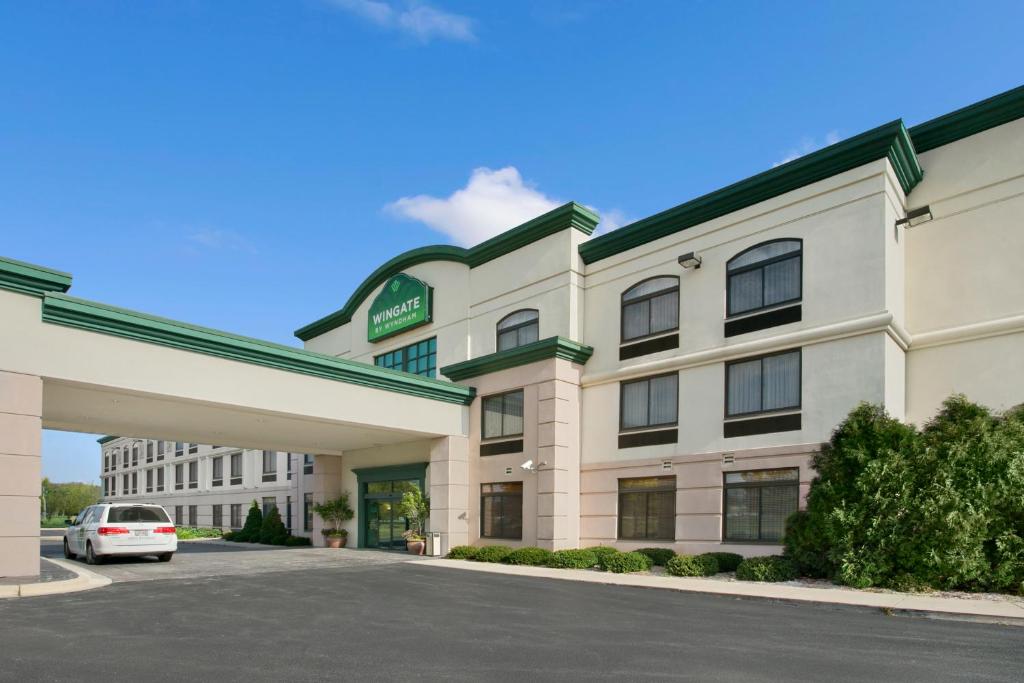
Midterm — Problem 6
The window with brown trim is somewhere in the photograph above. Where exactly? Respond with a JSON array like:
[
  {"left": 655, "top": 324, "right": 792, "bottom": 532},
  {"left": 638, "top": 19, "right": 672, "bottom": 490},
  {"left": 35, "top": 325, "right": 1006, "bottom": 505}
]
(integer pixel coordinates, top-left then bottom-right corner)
[
  {"left": 618, "top": 476, "right": 675, "bottom": 540},
  {"left": 482, "top": 390, "right": 524, "bottom": 440},
  {"left": 481, "top": 482, "right": 523, "bottom": 539},
  {"left": 723, "top": 468, "right": 799, "bottom": 542}
]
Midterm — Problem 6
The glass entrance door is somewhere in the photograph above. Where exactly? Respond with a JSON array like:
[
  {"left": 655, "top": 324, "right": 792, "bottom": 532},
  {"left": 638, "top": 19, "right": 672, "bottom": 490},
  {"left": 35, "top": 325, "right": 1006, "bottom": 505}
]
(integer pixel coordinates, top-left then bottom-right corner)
[{"left": 365, "top": 495, "right": 411, "bottom": 549}]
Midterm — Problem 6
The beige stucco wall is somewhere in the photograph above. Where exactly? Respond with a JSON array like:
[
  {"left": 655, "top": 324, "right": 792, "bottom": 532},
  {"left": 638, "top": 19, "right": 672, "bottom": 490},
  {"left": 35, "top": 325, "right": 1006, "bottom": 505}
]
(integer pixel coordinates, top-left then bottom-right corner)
[{"left": 0, "top": 371, "right": 42, "bottom": 577}]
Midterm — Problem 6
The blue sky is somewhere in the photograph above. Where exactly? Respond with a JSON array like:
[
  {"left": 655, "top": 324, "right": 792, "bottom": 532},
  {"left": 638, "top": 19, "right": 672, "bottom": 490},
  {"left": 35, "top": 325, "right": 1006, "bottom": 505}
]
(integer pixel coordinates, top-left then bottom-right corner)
[{"left": 3, "top": 1, "right": 1021, "bottom": 483}]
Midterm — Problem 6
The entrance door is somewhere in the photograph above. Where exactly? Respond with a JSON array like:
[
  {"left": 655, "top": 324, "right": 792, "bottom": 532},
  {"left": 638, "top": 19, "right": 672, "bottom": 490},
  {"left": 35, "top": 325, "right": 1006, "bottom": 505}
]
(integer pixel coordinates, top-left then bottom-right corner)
[{"left": 363, "top": 479, "right": 420, "bottom": 550}]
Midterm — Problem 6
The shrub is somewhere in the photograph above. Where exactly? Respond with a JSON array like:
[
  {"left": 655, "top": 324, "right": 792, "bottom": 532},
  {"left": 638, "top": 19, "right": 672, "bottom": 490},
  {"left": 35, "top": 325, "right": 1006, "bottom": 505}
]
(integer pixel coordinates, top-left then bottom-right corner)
[
  {"left": 446, "top": 545, "right": 479, "bottom": 560},
  {"left": 222, "top": 531, "right": 237, "bottom": 541},
  {"left": 175, "top": 527, "right": 222, "bottom": 540},
  {"left": 698, "top": 552, "right": 744, "bottom": 573},
  {"left": 474, "top": 545, "right": 513, "bottom": 563},
  {"left": 736, "top": 556, "right": 798, "bottom": 582},
  {"left": 503, "top": 547, "right": 553, "bottom": 566},
  {"left": 235, "top": 501, "right": 263, "bottom": 542},
  {"left": 284, "top": 535, "right": 312, "bottom": 547},
  {"left": 665, "top": 554, "right": 719, "bottom": 577},
  {"left": 600, "top": 551, "right": 653, "bottom": 573},
  {"left": 584, "top": 546, "right": 620, "bottom": 564},
  {"left": 259, "top": 507, "right": 289, "bottom": 546},
  {"left": 547, "top": 549, "right": 598, "bottom": 569},
  {"left": 636, "top": 547, "right": 676, "bottom": 566}
]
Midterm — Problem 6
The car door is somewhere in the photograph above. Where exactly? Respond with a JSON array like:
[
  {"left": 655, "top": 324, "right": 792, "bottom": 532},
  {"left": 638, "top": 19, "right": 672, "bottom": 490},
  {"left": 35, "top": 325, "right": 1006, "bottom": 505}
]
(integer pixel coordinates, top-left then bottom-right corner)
[
  {"left": 66, "top": 508, "right": 86, "bottom": 553},
  {"left": 74, "top": 507, "right": 95, "bottom": 553}
]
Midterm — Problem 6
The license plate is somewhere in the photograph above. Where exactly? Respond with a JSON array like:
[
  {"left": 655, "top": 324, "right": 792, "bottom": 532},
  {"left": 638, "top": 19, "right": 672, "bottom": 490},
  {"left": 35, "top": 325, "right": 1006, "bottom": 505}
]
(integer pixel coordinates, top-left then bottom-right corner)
[{"left": 134, "top": 529, "right": 148, "bottom": 537}]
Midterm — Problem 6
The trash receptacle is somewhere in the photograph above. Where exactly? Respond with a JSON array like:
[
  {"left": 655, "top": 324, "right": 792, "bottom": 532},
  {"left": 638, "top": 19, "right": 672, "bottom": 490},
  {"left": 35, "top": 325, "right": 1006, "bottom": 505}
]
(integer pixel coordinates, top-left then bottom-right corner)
[{"left": 427, "top": 532, "right": 442, "bottom": 557}]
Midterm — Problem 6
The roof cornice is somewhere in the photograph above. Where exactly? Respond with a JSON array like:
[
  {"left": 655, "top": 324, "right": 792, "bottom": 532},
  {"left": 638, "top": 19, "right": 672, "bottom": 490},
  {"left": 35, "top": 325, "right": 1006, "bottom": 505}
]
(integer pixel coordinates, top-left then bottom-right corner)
[
  {"left": 909, "top": 84, "right": 1024, "bottom": 153},
  {"left": 294, "top": 202, "right": 598, "bottom": 341},
  {"left": 0, "top": 255, "right": 72, "bottom": 297},
  {"left": 440, "top": 336, "right": 594, "bottom": 382},
  {"left": 97, "top": 435, "right": 119, "bottom": 444},
  {"left": 578, "top": 120, "right": 922, "bottom": 265}
]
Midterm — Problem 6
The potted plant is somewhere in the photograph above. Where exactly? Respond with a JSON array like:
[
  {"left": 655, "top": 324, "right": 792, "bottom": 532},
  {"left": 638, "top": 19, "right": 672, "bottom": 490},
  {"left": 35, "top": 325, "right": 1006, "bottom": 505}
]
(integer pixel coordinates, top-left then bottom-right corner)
[
  {"left": 313, "top": 493, "right": 354, "bottom": 549},
  {"left": 398, "top": 488, "right": 429, "bottom": 555}
]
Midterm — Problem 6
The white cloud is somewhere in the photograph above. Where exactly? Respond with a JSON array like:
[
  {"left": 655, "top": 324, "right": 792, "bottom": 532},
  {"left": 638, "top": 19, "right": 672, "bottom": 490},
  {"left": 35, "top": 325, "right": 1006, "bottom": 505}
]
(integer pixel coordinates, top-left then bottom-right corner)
[
  {"left": 187, "top": 229, "right": 257, "bottom": 254},
  {"left": 773, "top": 130, "right": 842, "bottom": 167},
  {"left": 385, "top": 166, "right": 628, "bottom": 246},
  {"left": 328, "top": 0, "right": 476, "bottom": 43}
]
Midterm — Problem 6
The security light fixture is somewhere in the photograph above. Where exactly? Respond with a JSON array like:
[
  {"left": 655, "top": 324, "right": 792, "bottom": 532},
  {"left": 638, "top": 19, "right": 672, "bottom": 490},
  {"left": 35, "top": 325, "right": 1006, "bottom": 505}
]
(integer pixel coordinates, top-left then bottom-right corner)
[
  {"left": 520, "top": 459, "right": 547, "bottom": 473},
  {"left": 895, "top": 205, "right": 933, "bottom": 229},
  {"left": 678, "top": 252, "right": 702, "bottom": 269}
]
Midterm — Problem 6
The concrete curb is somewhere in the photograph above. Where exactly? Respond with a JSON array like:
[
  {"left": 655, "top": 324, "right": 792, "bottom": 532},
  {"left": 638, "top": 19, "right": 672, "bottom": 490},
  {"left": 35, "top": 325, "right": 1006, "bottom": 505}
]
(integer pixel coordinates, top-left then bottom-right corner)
[
  {"left": 420, "top": 560, "right": 1024, "bottom": 625},
  {"left": 0, "top": 559, "right": 112, "bottom": 599}
]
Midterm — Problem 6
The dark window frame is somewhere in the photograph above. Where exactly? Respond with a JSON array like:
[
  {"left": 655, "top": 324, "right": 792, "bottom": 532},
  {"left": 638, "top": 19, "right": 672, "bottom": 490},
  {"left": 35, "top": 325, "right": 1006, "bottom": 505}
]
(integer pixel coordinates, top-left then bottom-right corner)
[
  {"left": 724, "top": 348, "right": 802, "bottom": 420},
  {"left": 726, "top": 239, "right": 803, "bottom": 319},
  {"left": 212, "top": 455, "right": 223, "bottom": 487},
  {"left": 481, "top": 389, "right": 525, "bottom": 441},
  {"left": 373, "top": 336, "right": 438, "bottom": 378},
  {"left": 620, "top": 276, "right": 680, "bottom": 344},
  {"left": 303, "top": 493, "right": 313, "bottom": 532},
  {"left": 303, "top": 454, "right": 314, "bottom": 475},
  {"left": 496, "top": 309, "right": 540, "bottom": 351},
  {"left": 618, "top": 372, "right": 679, "bottom": 433},
  {"left": 617, "top": 476, "right": 676, "bottom": 541},
  {"left": 480, "top": 482, "right": 524, "bottom": 540},
  {"left": 722, "top": 467, "right": 800, "bottom": 543}
]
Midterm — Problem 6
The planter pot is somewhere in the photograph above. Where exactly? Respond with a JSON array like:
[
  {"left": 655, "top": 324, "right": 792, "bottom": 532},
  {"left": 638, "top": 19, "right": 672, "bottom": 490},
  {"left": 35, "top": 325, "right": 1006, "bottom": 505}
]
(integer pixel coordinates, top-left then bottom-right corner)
[
  {"left": 406, "top": 540, "right": 425, "bottom": 555},
  {"left": 324, "top": 535, "right": 347, "bottom": 549}
]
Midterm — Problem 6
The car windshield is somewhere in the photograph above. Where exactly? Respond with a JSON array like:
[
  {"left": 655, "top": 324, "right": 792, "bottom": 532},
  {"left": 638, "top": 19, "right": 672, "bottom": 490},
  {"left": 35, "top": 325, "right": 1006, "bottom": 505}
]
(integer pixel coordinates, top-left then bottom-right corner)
[{"left": 106, "top": 506, "right": 171, "bottom": 523}]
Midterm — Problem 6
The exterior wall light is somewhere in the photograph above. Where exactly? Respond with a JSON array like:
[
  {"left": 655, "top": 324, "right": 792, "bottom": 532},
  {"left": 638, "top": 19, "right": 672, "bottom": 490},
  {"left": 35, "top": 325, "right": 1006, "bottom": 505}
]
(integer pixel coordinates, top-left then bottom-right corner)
[
  {"left": 895, "top": 205, "right": 933, "bottom": 229},
  {"left": 678, "top": 252, "right": 702, "bottom": 269}
]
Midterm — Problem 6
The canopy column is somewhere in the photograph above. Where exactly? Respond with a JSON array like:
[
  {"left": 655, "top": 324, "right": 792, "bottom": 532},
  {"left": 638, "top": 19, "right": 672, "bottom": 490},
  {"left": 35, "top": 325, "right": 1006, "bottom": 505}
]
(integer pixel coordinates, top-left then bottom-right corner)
[{"left": 0, "top": 371, "right": 42, "bottom": 578}]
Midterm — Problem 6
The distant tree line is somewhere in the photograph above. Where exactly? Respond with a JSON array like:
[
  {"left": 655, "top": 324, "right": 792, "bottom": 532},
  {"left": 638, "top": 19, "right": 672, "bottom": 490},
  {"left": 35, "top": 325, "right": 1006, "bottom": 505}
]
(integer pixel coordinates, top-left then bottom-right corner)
[{"left": 41, "top": 478, "right": 101, "bottom": 518}]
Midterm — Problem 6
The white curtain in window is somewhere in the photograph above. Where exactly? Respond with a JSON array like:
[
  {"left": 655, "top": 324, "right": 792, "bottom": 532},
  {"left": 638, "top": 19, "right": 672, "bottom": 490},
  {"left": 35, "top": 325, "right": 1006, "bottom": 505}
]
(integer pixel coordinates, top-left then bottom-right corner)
[
  {"left": 648, "top": 374, "right": 678, "bottom": 426},
  {"left": 483, "top": 396, "right": 504, "bottom": 438},
  {"left": 729, "top": 240, "right": 801, "bottom": 270},
  {"left": 622, "top": 300, "right": 650, "bottom": 340},
  {"left": 622, "top": 276, "right": 678, "bottom": 302},
  {"left": 621, "top": 381, "right": 649, "bottom": 429},
  {"left": 762, "top": 351, "right": 800, "bottom": 411},
  {"left": 517, "top": 323, "right": 539, "bottom": 347},
  {"left": 727, "top": 359, "right": 762, "bottom": 415},
  {"left": 503, "top": 391, "right": 524, "bottom": 435},
  {"left": 498, "top": 309, "right": 538, "bottom": 330},
  {"left": 728, "top": 269, "right": 763, "bottom": 315},
  {"left": 763, "top": 257, "right": 800, "bottom": 307},
  {"left": 649, "top": 290, "right": 679, "bottom": 335}
]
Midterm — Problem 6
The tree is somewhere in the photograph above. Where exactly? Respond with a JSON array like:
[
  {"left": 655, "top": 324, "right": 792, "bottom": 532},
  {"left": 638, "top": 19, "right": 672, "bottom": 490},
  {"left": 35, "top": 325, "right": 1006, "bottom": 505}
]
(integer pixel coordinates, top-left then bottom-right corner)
[
  {"left": 313, "top": 493, "right": 354, "bottom": 538},
  {"left": 397, "top": 487, "right": 429, "bottom": 541},
  {"left": 259, "top": 506, "right": 289, "bottom": 545},
  {"left": 236, "top": 500, "right": 263, "bottom": 542},
  {"left": 44, "top": 481, "right": 101, "bottom": 518}
]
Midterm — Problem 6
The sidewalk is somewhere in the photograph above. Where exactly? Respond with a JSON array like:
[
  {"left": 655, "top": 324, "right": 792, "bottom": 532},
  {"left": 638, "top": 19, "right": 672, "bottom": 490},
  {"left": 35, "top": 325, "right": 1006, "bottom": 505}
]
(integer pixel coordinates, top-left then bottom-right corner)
[
  {"left": 420, "top": 559, "right": 1024, "bottom": 624},
  {"left": 0, "top": 558, "right": 111, "bottom": 599}
]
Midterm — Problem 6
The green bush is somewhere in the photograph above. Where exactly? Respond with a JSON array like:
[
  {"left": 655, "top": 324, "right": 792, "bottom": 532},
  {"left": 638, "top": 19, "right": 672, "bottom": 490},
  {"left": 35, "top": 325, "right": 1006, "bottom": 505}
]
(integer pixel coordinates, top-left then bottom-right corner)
[
  {"left": 503, "top": 547, "right": 553, "bottom": 566},
  {"left": 698, "top": 552, "right": 744, "bottom": 573},
  {"left": 547, "top": 549, "right": 598, "bottom": 569},
  {"left": 284, "top": 535, "right": 312, "bottom": 547},
  {"left": 600, "top": 551, "right": 653, "bottom": 573},
  {"left": 234, "top": 501, "right": 263, "bottom": 542},
  {"left": 474, "top": 545, "right": 513, "bottom": 563},
  {"left": 446, "top": 545, "right": 479, "bottom": 560},
  {"left": 175, "top": 527, "right": 222, "bottom": 540},
  {"left": 584, "top": 546, "right": 620, "bottom": 564},
  {"left": 636, "top": 547, "right": 676, "bottom": 566},
  {"left": 222, "top": 531, "right": 237, "bottom": 541},
  {"left": 259, "top": 507, "right": 289, "bottom": 546},
  {"left": 736, "top": 556, "right": 798, "bottom": 582},
  {"left": 784, "top": 397, "right": 1024, "bottom": 592},
  {"left": 665, "top": 554, "right": 719, "bottom": 577}
]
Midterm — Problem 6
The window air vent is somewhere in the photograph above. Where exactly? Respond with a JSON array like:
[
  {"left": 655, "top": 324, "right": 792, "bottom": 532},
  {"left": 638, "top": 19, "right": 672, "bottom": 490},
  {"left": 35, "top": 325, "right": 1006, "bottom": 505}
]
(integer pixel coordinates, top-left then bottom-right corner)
[{"left": 722, "top": 453, "right": 735, "bottom": 465}]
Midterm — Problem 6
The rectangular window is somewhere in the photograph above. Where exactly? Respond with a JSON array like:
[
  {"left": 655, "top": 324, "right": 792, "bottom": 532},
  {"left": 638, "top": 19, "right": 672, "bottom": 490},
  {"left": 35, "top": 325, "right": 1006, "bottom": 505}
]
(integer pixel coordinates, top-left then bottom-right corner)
[
  {"left": 286, "top": 453, "right": 293, "bottom": 481},
  {"left": 175, "top": 463, "right": 184, "bottom": 490},
  {"left": 122, "top": 474, "right": 129, "bottom": 495},
  {"left": 146, "top": 441, "right": 154, "bottom": 463},
  {"left": 374, "top": 337, "right": 437, "bottom": 378},
  {"left": 122, "top": 447, "right": 129, "bottom": 467},
  {"left": 230, "top": 503, "right": 242, "bottom": 529},
  {"left": 482, "top": 390, "right": 524, "bottom": 440},
  {"left": 230, "top": 452, "right": 243, "bottom": 485},
  {"left": 145, "top": 469, "right": 153, "bottom": 493},
  {"left": 157, "top": 441, "right": 165, "bottom": 459},
  {"left": 262, "top": 496, "right": 277, "bottom": 518},
  {"left": 175, "top": 441, "right": 184, "bottom": 457},
  {"left": 726, "top": 350, "right": 801, "bottom": 418},
  {"left": 262, "top": 450, "right": 276, "bottom": 482},
  {"left": 304, "top": 493, "right": 313, "bottom": 532},
  {"left": 286, "top": 496, "right": 293, "bottom": 533},
  {"left": 129, "top": 472, "right": 137, "bottom": 495},
  {"left": 620, "top": 373, "right": 678, "bottom": 431},
  {"left": 189, "top": 443, "right": 198, "bottom": 454},
  {"left": 480, "top": 482, "right": 523, "bottom": 539},
  {"left": 188, "top": 461, "right": 198, "bottom": 489},
  {"left": 303, "top": 454, "right": 314, "bottom": 475},
  {"left": 212, "top": 505, "right": 223, "bottom": 528},
  {"left": 188, "top": 505, "right": 197, "bottom": 527},
  {"left": 212, "top": 456, "right": 223, "bottom": 486},
  {"left": 157, "top": 467, "right": 165, "bottom": 492},
  {"left": 175, "top": 505, "right": 183, "bottom": 525},
  {"left": 723, "top": 469, "right": 799, "bottom": 542},
  {"left": 618, "top": 476, "right": 676, "bottom": 540},
  {"left": 132, "top": 445, "right": 138, "bottom": 467}
]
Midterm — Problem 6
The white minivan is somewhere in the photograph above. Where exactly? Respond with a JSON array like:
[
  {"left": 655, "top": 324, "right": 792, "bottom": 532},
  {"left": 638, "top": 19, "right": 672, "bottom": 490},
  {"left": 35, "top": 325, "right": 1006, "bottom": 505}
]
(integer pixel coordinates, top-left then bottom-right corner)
[{"left": 64, "top": 503, "right": 177, "bottom": 564}]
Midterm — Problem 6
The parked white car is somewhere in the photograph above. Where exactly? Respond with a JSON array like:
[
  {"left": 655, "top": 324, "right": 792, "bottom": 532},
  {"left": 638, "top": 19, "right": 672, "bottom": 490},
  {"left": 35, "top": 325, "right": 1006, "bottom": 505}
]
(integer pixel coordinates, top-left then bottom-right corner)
[{"left": 63, "top": 503, "right": 177, "bottom": 564}]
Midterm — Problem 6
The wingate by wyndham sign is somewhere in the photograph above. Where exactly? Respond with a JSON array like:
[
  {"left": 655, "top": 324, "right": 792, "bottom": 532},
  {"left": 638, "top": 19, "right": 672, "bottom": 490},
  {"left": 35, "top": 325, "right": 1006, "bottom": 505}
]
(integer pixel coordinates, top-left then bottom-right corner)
[{"left": 367, "top": 273, "right": 432, "bottom": 342}]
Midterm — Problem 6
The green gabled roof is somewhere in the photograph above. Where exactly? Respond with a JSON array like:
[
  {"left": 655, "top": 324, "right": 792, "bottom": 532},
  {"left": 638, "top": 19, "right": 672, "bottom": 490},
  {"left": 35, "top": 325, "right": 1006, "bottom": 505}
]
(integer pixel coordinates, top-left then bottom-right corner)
[
  {"left": 440, "top": 336, "right": 594, "bottom": 382},
  {"left": 0, "top": 255, "right": 72, "bottom": 297},
  {"left": 908, "top": 84, "right": 1024, "bottom": 153},
  {"left": 578, "top": 120, "right": 922, "bottom": 265},
  {"left": 294, "top": 202, "right": 598, "bottom": 341}
]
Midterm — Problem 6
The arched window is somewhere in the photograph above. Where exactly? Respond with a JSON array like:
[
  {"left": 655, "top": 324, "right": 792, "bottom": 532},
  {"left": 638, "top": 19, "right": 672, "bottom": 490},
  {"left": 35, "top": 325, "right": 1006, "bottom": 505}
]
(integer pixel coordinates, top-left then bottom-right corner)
[
  {"left": 726, "top": 240, "right": 802, "bottom": 317},
  {"left": 497, "top": 309, "right": 539, "bottom": 351},
  {"left": 621, "top": 276, "right": 679, "bottom": 343}
]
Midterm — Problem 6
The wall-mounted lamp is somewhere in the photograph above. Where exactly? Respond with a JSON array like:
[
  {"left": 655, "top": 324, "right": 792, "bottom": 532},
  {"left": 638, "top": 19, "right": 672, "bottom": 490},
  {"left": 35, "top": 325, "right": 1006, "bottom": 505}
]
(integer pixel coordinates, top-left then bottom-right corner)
[
  {"left": 678, "top": 252, "right": 702, "bottom": 269},
  {"left": 895, "top": 205, "right": 933, "bottom": 229},
  {"left": 520, "top": 459, "right": 547, "bottom": 474}
]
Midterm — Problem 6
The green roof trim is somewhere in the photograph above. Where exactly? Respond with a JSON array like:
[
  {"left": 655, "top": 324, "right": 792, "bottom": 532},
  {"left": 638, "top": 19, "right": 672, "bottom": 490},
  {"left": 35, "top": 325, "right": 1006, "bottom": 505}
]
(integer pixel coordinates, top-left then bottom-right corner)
[
  {"left": 440, "top": 336, "right": 594, "bottom": 382},
  {"left": 0, "top": 255, "right": 72, "bottom": 297},
  {"left": 909, "top": 84, "right": 1024, "bottom": 153},
  {"left": 578, "top": 120, "right": 922, "bottom": 265},
  {"left": 97, "top": 435, "right": 119, "bottom": 444},
  {"left": 41, "top": 292, "right": 475, "bottom": 406},
  {"left": 294, "top": 202, "right": 598, "bottom": 341}
]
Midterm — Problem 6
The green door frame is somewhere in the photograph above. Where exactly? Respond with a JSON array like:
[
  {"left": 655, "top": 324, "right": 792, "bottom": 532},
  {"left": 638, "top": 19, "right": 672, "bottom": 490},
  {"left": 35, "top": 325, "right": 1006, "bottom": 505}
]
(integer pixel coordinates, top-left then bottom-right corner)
[{"left": 352, "top": 462, "right": 428, "bottom": 549}]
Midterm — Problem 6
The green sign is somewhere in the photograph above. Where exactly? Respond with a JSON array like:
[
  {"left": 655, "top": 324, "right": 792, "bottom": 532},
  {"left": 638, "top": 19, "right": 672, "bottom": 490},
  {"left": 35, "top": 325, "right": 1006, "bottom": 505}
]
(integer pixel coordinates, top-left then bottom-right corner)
[{"left": 368, "top": 273, "right": 433, "bottom": 342}]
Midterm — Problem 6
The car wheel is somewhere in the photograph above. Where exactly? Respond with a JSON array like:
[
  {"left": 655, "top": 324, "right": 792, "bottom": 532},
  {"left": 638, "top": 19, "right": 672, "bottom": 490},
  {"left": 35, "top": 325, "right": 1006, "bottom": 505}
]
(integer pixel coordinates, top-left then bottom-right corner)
[
  {"left": 85, "top": 542, "right": 102, "bottom": 565},
  {"left": 63, "top": 539, "right": 74, "bottom": 559},
  {"left": 158, "top": 552, "right": 173, "bottom": 563}
]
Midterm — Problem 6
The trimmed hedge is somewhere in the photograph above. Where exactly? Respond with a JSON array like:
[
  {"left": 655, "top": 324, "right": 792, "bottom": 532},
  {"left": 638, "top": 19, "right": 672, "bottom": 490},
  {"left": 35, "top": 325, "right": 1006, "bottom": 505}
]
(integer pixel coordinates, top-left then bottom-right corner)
[
  {"left": 284, "top": 535, "right": 312, "bottom": 547},
  {"left": 584, "top": 546, "right": 620, "bottom": 564},
  {"left": 504, "top": 547, "right": 553, "bottom": 566},
  {"left": 474, "top": 545, "right": 513, "bottom": 563},
  {"left": 547, "top": 549, "right": 598, "bottom": 569},
  {"left": 600, "top": 551, "right": 653, "bottom": 573},
  {"left": 699, "top": 552, "right": 744, "bottom": 573},
  {"left": 736, "top": 556, "right": 798, "bottom": 582},
  {"left": 665, "top": 554, "right": 719, "bottom": 577},
  {"left": 636, "top": 547, "right": 677, "bottom": 566},
  {"left": 447, "top": 545, "right": 479, "bottom": 560}
]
